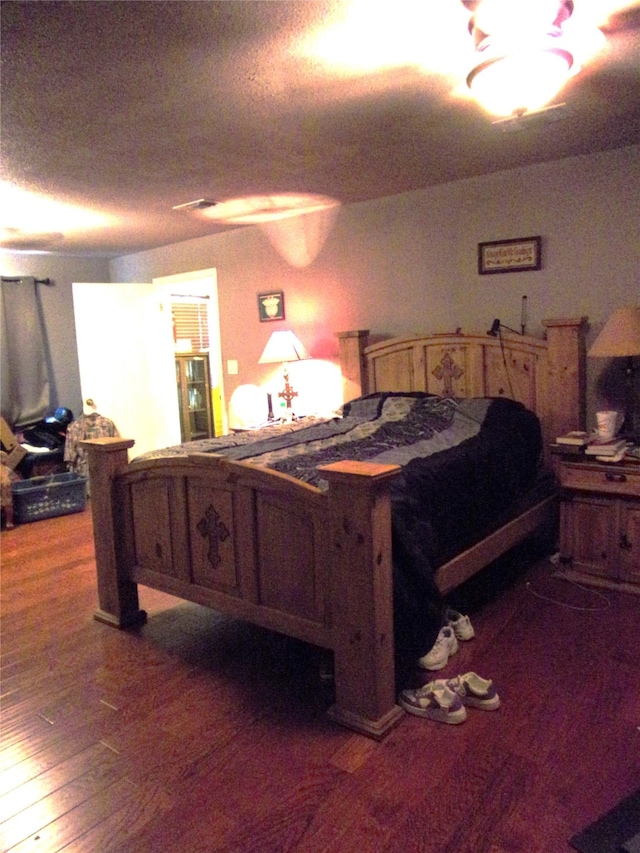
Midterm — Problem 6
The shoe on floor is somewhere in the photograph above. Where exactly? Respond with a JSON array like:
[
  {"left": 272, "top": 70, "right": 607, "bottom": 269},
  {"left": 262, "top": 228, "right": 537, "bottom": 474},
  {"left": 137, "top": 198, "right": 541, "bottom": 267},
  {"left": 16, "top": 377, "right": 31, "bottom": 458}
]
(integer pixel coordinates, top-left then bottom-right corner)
[
  {"left": 399, "top": 682, "right": 467, "bottom": 725},
  {"left": 445, "top": 608, "right": 475, "bottom": 641},
  {"left": 418, "top": 626, "right": 459, "bottom": 671},
  {"left": 446, "top": 672, "right": 500, "bottom": 710}
]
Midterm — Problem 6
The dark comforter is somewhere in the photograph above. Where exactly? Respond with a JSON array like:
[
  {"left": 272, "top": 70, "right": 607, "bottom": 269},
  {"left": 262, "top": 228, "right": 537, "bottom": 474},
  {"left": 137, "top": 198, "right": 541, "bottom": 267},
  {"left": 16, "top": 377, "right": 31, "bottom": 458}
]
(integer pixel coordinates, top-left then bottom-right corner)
[{"left": 138, "top": 391, "right": 543, "bottom": 580}]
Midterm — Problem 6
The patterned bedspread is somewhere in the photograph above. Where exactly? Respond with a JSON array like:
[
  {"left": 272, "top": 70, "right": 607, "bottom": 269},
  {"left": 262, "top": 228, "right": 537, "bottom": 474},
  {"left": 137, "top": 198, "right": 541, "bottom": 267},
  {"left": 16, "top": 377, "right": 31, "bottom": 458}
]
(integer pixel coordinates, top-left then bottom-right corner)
[
  {"left": 137, "top": 389, "right": 544, "bottom": 570},
  {"left": 136, "top": 393, "right": 495, "bottom": 489},
  {"left": 137, "top": 392, "right": 545, "bottom": 658}
]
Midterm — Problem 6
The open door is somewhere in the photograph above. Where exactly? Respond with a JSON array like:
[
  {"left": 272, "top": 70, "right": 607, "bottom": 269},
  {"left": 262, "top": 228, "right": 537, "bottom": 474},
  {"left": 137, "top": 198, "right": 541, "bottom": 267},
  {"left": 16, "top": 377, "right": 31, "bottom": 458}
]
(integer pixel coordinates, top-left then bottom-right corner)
[{"left": 72, "top": 282, "right": 181, "bottom": 458}]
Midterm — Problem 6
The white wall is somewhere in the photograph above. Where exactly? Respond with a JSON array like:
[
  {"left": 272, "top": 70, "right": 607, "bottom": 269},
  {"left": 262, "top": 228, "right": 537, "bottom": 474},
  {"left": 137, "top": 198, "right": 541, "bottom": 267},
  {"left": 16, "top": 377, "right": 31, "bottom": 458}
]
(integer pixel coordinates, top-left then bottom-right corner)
[
  {"left": 111, "top": 144, "right": 640, "bottom": 428},
  {"left": 3, "top": 145, "right": 638, "bottom": 431}
]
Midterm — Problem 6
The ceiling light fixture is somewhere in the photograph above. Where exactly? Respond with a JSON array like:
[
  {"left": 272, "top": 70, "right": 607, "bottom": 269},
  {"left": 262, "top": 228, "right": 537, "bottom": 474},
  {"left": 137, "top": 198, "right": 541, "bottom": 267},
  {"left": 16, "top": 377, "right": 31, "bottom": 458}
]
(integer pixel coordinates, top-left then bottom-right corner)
[
  {"left": 0, "top": 228, "right": 64, "bottom": 251},
  {"left": 491, "top": 101, "right": 570, "bottom": 131},
  {"left": 0, "top": 181, "right": 111, "bottom": 248},
  {"left": 463, "top": 0, "right": 575, "bottom": 117}
]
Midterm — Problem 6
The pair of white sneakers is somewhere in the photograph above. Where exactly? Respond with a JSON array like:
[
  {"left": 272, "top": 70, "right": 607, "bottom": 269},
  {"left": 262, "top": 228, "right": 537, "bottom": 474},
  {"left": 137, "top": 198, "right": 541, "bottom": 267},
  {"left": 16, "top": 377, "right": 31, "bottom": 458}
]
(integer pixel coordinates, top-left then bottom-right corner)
[
  {"left": 418, "top": 608, "right": 475, "bottom": 671},
  {"left": 399, "top": 671, "right": 500, "bottom": 724}
]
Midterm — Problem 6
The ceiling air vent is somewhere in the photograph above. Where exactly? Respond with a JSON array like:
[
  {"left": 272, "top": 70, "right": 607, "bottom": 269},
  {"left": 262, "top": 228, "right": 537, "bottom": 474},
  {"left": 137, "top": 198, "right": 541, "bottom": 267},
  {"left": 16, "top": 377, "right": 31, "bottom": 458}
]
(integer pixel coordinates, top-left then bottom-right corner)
[{"left": 172, "top": 199, "right": 218, "bottom": 211}]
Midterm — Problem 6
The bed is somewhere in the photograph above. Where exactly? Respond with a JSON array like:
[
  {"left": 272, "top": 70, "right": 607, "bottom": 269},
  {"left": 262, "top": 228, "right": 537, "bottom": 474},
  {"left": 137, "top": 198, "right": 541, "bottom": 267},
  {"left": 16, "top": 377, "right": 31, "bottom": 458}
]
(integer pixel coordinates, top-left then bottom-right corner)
[{"left": 82, "top": 318, "right": 587, "bottom": 739}]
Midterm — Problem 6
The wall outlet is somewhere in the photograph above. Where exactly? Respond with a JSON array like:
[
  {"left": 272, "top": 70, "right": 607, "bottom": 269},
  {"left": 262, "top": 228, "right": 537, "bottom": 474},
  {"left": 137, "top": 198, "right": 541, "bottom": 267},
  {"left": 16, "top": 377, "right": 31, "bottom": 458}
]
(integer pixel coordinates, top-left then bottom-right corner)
[{"left": 227, "top": 359, "right": 238, "bottom": 375}]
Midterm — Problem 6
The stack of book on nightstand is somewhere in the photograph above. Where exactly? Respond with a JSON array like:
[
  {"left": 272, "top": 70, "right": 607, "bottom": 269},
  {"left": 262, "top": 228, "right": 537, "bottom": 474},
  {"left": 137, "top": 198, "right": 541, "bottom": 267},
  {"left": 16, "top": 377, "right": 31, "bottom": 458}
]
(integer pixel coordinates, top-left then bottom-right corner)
[
  {"left": 553, "top": 432, "right": 628, "bottom": 460},
  {"left": 552, "top": 431, "right": 593, "bottom": 455},
  {"left": 555, "top": 431, "right": 592, "bottom": 447},
  {"left": 584, "top": 437, "right": 627, "bottom": 457}
]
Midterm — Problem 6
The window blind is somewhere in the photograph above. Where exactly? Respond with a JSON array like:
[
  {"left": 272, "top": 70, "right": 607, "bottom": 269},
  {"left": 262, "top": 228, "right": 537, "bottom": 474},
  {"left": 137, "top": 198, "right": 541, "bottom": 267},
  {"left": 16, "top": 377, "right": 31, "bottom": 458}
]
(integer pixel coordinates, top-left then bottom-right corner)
[{"left": 172, "top": 296, "right": 210, "bottom": 352}]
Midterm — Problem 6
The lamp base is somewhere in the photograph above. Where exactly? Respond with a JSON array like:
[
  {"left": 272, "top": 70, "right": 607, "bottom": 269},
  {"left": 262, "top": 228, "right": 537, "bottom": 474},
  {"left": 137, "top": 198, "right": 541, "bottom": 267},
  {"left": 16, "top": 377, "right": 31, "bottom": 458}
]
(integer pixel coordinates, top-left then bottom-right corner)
[{"left": 278, "top": 365, "right": 298, "bottom": 417}]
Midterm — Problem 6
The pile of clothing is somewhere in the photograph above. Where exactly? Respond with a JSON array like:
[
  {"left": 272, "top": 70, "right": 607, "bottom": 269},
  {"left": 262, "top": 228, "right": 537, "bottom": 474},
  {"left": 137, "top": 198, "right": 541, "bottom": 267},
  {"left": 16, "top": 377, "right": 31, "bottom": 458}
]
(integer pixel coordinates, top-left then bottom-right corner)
[{"left": 17, "top": 407, "right": 74, "bottom": 478}]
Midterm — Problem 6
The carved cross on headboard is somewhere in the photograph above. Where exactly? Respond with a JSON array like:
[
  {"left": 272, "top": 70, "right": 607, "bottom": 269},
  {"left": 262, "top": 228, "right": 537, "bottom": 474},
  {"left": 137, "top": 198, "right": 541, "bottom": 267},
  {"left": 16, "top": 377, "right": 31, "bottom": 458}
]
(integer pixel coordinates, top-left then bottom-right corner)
[
  {"left": 197, "top": 504, "right": 230, "bottom": 569},
  {"left": 432, "top": 352, "right": 464, "bottom": 396}
]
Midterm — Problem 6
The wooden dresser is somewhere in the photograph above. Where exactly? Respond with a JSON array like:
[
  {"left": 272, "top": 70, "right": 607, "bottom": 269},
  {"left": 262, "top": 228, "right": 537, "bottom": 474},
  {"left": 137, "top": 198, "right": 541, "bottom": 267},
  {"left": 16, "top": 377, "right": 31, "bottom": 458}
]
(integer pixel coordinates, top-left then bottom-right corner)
[{"left": 558, "top": 454, "right": 640, "bottom": 594}]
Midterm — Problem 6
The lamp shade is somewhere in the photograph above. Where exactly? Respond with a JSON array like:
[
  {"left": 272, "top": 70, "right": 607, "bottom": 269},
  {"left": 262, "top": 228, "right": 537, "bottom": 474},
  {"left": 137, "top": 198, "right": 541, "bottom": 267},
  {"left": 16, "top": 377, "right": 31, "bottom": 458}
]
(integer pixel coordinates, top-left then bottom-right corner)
[
  {"left": 258, "top": 330, "right": 310, "bottom": 364},
  {"left": 588, "top": 306, "right": 640, "bottom": 358}
]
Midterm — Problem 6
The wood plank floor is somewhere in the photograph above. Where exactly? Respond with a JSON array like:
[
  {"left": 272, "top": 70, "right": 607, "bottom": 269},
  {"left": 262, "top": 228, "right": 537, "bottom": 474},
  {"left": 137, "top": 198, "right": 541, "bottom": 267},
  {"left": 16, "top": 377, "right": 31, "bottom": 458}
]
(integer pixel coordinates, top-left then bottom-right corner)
[{"left": 1, "top": 507, "right": 638, "bottom": 853}]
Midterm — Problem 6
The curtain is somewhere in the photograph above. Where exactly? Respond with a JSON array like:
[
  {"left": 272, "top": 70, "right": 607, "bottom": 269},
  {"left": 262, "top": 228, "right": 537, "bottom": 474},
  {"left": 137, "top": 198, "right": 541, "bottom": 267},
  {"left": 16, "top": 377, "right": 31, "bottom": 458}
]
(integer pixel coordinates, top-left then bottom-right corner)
[{"left": 1, "top": 276, "right": 51, "bottom": 428}]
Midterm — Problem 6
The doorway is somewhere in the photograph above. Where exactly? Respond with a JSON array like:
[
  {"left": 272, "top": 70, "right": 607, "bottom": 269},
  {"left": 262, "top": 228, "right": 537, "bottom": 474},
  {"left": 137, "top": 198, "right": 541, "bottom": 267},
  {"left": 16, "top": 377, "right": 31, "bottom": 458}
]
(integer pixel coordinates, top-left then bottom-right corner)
[{"left": 154, "top": 269, "right": 226, "bottom": 436}]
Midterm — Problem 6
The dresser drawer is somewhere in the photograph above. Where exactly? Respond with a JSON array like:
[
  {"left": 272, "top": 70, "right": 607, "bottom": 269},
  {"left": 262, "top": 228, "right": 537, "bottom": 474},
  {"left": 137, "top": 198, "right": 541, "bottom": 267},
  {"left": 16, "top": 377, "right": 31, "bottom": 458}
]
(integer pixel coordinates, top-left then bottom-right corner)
[{"left": 560, "top": 461, "right": 640, "bottom": 497}]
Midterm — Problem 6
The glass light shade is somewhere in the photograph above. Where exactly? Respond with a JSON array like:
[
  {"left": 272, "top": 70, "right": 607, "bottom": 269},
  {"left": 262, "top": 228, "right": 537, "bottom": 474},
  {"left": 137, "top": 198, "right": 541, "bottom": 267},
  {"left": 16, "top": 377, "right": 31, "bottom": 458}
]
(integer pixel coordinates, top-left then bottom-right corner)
[
  {"left": 467, "top": 43, "right": 573, "bottom": 117},
  {"left": 258, "top": 330, "right": 311, "bottom": 364},
  {"left": 588, "top": 306, "right": 640, "bottom": 358}
]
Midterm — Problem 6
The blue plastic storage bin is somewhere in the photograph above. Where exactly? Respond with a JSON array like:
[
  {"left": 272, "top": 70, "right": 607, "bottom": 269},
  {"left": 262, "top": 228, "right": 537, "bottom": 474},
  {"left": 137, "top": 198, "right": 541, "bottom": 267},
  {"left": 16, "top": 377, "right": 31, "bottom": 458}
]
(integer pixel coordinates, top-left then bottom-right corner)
[{"left": 12, "top": 472, "right": 88, "bottom": 524}]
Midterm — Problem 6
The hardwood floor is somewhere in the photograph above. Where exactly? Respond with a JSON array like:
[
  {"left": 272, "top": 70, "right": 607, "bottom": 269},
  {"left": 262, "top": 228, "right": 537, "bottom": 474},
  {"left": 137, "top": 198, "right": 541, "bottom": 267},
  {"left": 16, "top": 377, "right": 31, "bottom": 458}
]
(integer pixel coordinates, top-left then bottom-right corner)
[{"left": 1, "top": 507, "right": 638, "bottom": 853}]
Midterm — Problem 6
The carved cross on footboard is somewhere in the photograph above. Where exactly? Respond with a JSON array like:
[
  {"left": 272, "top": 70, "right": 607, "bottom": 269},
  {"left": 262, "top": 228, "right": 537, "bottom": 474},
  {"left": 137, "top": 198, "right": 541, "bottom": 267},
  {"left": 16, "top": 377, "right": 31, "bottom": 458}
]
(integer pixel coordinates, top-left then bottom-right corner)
[{"left": 197, "top": 504, "right": 230, "bottom": 569}]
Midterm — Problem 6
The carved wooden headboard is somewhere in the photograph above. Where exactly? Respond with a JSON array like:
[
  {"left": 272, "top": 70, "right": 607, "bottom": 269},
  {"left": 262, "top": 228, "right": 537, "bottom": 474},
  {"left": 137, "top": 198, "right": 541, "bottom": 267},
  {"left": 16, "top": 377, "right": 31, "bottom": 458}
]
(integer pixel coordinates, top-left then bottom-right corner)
[{"left": 338, "top": 318, "right": 587, "bottom": 465}]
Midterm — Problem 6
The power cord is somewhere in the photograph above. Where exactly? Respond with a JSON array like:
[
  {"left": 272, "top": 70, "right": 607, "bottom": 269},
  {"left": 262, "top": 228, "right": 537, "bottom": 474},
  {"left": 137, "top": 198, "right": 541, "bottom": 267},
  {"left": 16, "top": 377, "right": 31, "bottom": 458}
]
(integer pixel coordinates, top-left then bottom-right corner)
[
  {"left": 525, "top": 572, "right": 611, "bottom": 612},
  {"left": 497, "top": 330, "right": 517, "bottom": 401}
]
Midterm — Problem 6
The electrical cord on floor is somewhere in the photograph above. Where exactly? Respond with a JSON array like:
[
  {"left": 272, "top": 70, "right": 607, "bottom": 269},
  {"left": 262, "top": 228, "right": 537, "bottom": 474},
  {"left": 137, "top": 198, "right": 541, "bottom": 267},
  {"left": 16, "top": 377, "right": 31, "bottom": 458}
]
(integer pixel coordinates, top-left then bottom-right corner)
[{"left": 524, "top": 557, "right": 611, "bottom": 611}]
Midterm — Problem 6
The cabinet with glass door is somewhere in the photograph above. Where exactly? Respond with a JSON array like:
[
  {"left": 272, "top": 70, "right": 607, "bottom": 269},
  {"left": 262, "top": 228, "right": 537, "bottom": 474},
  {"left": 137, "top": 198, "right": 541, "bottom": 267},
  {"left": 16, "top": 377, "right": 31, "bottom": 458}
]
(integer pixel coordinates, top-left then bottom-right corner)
[{"left": 175, "top": 353, "right": 214, "bottom": 442}]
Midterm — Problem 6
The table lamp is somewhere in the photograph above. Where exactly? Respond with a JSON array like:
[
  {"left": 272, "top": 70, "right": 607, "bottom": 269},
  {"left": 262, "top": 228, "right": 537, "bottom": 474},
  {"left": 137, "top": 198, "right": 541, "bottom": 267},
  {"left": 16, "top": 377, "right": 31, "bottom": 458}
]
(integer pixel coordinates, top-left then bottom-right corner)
[
  {"left": 588, "top": 305, "right": 640, "bottom": 442},
  {"left": 258, "top": 330, "right": 310, "bottom": 420}
]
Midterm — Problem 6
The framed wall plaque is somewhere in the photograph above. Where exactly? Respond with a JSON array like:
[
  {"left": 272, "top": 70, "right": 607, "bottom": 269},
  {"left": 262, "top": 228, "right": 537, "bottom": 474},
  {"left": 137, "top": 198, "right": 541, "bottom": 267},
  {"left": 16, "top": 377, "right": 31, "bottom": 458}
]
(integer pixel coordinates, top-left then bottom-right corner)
[
  {"left": 478, "top": 236, "right": 542, "bottom": 275},
  {"left": 258, "top": 290, "right": 285, "bottom": 322}
]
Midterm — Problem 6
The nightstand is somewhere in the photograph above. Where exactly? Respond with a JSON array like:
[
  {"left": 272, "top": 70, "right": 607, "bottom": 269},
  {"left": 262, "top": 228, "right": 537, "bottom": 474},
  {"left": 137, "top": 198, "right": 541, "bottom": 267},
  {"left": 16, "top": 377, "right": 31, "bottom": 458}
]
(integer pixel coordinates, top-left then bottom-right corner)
[{"left": 558, "top": 454, "right": 640, "bottom": 594}]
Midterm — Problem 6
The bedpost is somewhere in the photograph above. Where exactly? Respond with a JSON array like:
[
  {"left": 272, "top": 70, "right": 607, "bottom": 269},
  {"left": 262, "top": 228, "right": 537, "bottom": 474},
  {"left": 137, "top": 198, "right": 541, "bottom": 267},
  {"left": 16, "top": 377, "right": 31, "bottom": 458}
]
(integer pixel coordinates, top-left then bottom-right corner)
[
  {"left": 337, "top": 330, "right": 370, "bottom": 403},
  {"left": 320, "top": 460, "right": 405, "bottom": 739},
  {"left": 81, "top": 437, "right": 147, "bottom": 629},
  {"left": 543, "top": 317, "right": 588, "bottom": 444}
]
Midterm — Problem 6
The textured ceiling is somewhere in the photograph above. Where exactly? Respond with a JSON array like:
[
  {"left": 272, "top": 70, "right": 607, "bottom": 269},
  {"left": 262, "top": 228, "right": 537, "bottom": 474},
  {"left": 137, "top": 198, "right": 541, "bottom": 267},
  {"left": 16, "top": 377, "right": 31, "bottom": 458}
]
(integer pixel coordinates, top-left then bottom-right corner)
[{"left": 2, "top": 0, "right": 640, "bottom": 257}]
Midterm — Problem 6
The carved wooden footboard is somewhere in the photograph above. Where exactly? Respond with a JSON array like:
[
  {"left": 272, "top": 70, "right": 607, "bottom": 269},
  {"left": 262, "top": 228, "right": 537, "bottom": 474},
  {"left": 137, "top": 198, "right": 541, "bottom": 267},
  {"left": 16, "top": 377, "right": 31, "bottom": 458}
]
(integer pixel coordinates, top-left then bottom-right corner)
[{"left": 84, "top": 439, "right": 404, "bottom": 738}]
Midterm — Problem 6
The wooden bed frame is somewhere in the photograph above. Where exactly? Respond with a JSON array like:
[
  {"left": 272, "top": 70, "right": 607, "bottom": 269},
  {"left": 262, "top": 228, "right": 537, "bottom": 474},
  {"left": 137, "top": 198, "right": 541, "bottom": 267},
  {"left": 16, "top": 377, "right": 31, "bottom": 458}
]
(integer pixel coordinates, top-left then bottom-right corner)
[{"left": 83, "top": 318, "right": 587, "bottom": 739}]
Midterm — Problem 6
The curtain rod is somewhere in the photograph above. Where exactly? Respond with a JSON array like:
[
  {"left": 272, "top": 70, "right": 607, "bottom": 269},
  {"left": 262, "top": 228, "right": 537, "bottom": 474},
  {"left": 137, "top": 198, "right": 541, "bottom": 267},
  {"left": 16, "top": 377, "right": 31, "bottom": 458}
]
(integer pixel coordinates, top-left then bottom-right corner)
[{"left": 1, "top": 276, "right": 53, "bottom": 286}]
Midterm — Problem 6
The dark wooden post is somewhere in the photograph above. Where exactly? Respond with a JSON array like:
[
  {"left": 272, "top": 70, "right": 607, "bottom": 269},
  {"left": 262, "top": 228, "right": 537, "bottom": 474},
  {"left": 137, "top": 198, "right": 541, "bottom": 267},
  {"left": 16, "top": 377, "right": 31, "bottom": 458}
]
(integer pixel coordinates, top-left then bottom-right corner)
[
  {"left": 81, "top": 437, "right": 147, "bottom": 628},
  {"left": 320, "top": 460, "right": 404, "bottom": 739}
]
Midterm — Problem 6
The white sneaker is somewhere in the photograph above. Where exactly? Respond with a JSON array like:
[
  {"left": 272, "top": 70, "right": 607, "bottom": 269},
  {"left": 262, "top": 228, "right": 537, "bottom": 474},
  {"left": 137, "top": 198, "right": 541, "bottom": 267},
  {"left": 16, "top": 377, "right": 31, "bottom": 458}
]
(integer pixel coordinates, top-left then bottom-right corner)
[
  {"left": 399, "top": 682, "right": 467, "bottom": 725},
  {"left": 445, "top": 608, "right": 475, "bottom": 641},
  {"left": 418, "top": 626, "right": 459, "bottom": 671},
  {"left": 446, "top": 672, "right": 500, "bottom": 711}
]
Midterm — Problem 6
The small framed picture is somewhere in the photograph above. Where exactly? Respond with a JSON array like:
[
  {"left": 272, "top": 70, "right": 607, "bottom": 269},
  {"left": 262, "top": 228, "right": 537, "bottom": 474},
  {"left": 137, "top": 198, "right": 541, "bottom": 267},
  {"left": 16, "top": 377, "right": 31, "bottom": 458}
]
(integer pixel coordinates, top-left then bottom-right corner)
[
  {"left": 478, "top": 236, "right": 542, "bottom": 275},
  {"left": 258, "top": 291, "right": 285, "bottom": 322}
]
